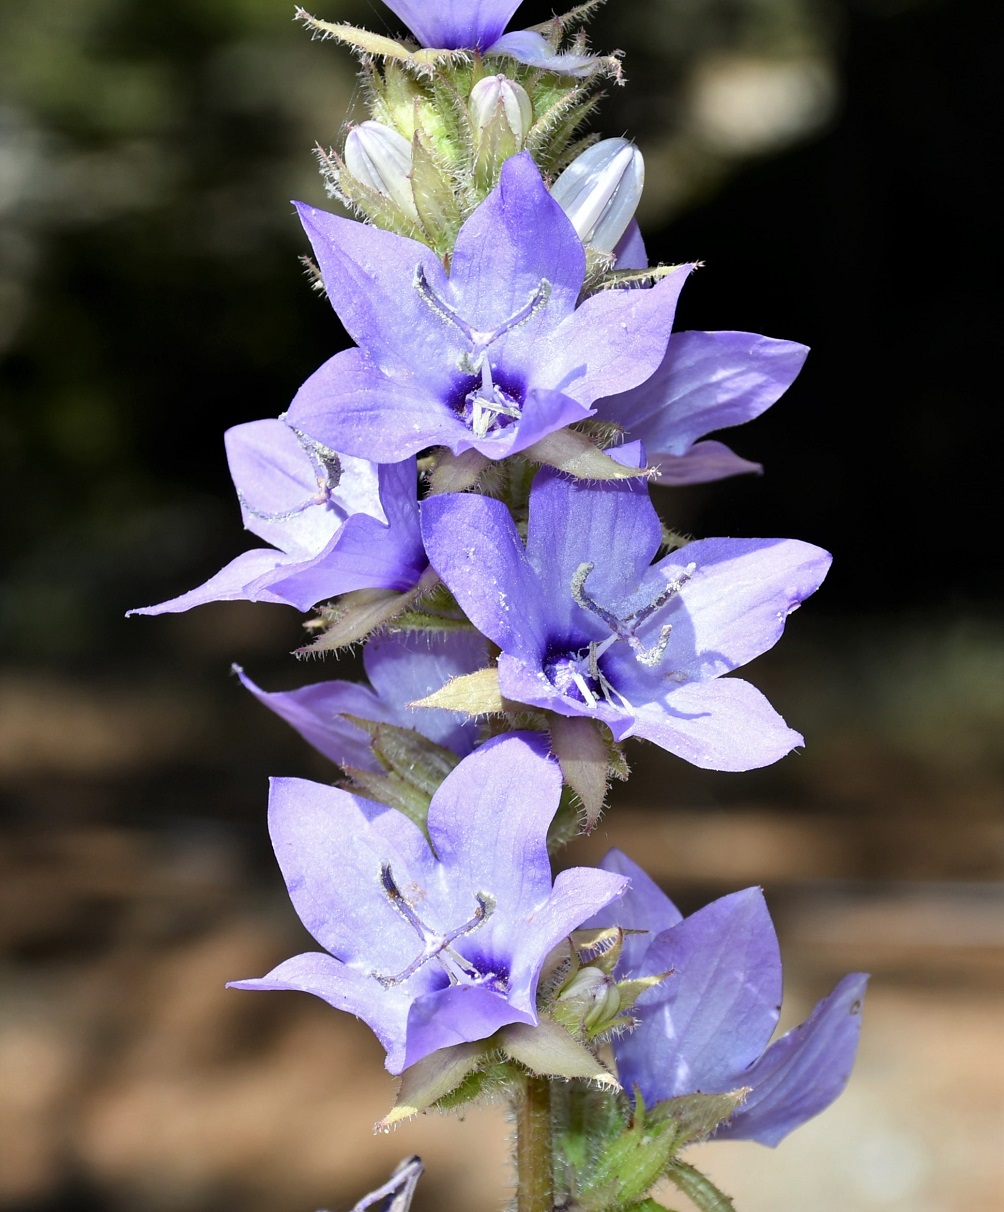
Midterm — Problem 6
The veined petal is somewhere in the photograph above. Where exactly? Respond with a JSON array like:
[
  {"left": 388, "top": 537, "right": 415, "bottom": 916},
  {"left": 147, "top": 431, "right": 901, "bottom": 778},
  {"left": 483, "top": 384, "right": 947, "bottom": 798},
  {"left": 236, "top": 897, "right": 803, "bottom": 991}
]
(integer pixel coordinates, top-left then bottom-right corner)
[
  {"left": 127, "top": 548, "right": 298, "bottom": 615},
  {"left": 402, "top": 984, "right": 533, "bottom": 1073},
  {"left": 427, "top": 734, "right": 560, "bottom": 941},
  {"left": 625, "top": 678, "right": 803, "bottom": 771},
  {"left": 600, "top": 330, "right": 808, "bottom": 455},
  {"left": 421, "top": 493, "right": 549, "bottom": 663},
  {"left": 653, "top": 440, "right": 762, "bottom": 485},
  {"left": 287, "top": 347, "right": 462, "bottom": 463},
  {"left": 225, "top": 418, "right": 346, "bottom": 554},
  {"left": 717, "top": 973, "right": 868, "bottom": 1146},
  {"left": 294, "top": 202, "right": 463, "bottom": 380},
  {"left": 382, "top": 0, "right": 523, "bottom": 50},
  {"left": 487, "top": 30, "right": 605, "bottom": 76},
  {"left": 228, "top": 951, "right": 412, "bottom": 1074},
  {"left": 536, "top": 264, "right": 693, "bottom": 405},
  {"left": 266, "top": 777, "right": 438, "bottom": 970},
  {"left": 508, "top": 865, "right": 628, "bottom": 1008},
  {"left": 449, "top": 153, "right": 584, "bottom": 369},
  {"left": 234, "top": 667, "right": 387, "bottom": 771},
  {"left": 584, "top": 849, "right": 683, "bottom": 978},
  {"left": 614, "top": 888, "right": 783, "bottom": 1105},
  {"left": 365, "top": 631, "right": 487, "bottom": 756},
  {"left": 639, "top": 537, "right": 832, "bottom": 681},
  {"left": 524, "top": 463, "right": 662, "bottom": 638}
]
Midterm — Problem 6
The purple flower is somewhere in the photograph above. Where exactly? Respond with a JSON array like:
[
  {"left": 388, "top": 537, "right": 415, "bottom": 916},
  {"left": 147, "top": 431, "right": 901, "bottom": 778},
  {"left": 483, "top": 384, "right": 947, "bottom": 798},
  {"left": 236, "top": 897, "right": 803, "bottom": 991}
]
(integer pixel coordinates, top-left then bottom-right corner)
[
  {"left": 228, "top": 732, "right": 627, "bottom": 1074},
  {"left": 129, "top": 418, "right": 427, "bottom": 615},
  {"left": 380, "top": 1, "right": 605, "bottom": 75},
  {"left": 235, "top": 630, "right": 487, "bottom": 769},
  {"left": 421, "top": 451, "right": 831, "bottom": 770},
  {"left": 597, "top": 330, "right": 810, "bottom": 485},
  {"left": 286, "top": 154, "right": 691, "bottom": 464},
  {"left": 589, "top": 850, "right": 867, "bottom": 1146}
]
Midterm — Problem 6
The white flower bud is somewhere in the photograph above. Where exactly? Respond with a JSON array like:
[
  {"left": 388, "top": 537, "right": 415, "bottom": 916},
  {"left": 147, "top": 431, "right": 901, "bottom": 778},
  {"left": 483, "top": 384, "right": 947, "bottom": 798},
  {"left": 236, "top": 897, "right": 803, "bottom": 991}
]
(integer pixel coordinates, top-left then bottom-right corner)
[
  {"left": 557, "top": 965, "right": 621, "bottom": 1032},
  {"left": 469, "top": 74, "right": 533, "bottom": 146},
  {"left": 550, "top": 137, "right": 645, "bottom": 254},
  {"left": 344, "top": 121, "right": 417, "bottom": 218}
]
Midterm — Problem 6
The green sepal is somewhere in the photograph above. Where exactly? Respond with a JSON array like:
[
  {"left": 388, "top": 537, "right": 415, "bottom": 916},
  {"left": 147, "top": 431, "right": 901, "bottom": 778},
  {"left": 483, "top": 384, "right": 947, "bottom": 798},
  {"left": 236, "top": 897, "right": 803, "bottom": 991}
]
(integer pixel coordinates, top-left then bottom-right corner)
[
  {"left": 299, "top": 567, "right": 441, "bottom": 654},
  {"left": 501, "top": 1017, "right": 619, "bottom": 1087},
  {"left": 663, "top": 1159, "right": 737, "bottom": 1212},
  {"left": 410, "top": 129, "right": 464, "bottom": 254},
  {"left": 378, "top": 1041, "right": 488, "bottom": 1129},
  {"left": 648, "top": 1088, "right": 751, "bottom": 1147},
  {"left": 295, "top": 9, "right": 468, "bottom": 74},
  {"left": 347, "top": 715, "right": 462, "bottom": 791},
  {"left": 410, "top": 666, "right": 504, "bottom": 715},
  {"left": 565, "top": 1093, "right": 682, "bottom": 1212}
]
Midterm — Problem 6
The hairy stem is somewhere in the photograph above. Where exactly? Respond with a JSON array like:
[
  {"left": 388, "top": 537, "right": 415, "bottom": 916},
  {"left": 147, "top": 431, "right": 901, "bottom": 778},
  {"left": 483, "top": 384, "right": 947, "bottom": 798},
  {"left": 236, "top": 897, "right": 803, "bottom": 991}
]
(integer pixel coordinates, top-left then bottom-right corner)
[
  {"left": 517, "top": 1075, "right": 553, "bottom": 1212},
  {"left": 664, "top": 1159, "right": 736, "bottom": 1212}
]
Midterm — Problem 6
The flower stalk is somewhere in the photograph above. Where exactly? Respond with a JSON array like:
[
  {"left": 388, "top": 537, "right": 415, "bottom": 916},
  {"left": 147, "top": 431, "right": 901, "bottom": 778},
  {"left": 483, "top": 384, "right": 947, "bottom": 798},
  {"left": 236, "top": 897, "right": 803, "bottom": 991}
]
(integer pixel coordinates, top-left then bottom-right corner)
[{"left": 517, "top": 1075, "right": 554, "bottom": 1212}]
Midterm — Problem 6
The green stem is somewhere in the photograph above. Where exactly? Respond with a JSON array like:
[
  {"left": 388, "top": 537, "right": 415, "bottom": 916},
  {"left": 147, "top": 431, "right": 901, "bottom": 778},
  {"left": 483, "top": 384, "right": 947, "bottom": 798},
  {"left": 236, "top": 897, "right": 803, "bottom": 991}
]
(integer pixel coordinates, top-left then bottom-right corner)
[
  {"left": 517, "top": 1075, "right": 554, "bottom": 1212},
  {"left": 664, "top": 1160, "right": 736, "bottom": 1212}
]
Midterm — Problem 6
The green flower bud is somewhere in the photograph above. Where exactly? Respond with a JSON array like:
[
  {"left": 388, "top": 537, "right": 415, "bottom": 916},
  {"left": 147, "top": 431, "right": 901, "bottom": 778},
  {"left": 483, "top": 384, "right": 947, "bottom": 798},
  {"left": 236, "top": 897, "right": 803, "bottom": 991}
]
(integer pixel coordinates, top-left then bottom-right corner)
[{"left": 556, "top": 964, "right": 622, "bottom": 1033}]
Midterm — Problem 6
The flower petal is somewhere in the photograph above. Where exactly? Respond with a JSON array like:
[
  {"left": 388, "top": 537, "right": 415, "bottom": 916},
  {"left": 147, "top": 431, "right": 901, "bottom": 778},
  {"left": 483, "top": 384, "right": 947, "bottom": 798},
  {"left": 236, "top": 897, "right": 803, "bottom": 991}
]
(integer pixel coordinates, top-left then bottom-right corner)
[
  {"left": 402, "top": 984, "right": 533, "bottom": 1072},
  {"left": 717, "top": 973, "right": 869, "bottom": 1146},
  {"left": 638, "top": 537, "right": 832, "bottom": 681},
  {"left": 266, "top": 777, "right": 438, "bottom": 971},
  {"left": 294, "top": 202, "right": 462, "bottom": 380},
  {"left": 234, "top": 665, "right": 386, "bottom": 771},
  {"left": 449, "top": 154, "right": 584, "bottom": 370},
  {"left": 382, "top": 0, "right": 522, "bottom": 50},
  {"left": 653, "top": 440, "right": 762, "bottom": 485},
  {"left": 613, "top": 220, "right": 648, "bottom": 270},
  {"left": 584, "top": 849, "right": 684, "bottom": 978},
  {"left": 287, "top": 347, "right": 462, "bottom": 463},
  {"left": 614, "top": 888, "right": 783, "bottom": 1104},
  {"left": 536, "top": 264, "right": 693, "bottom": 405},
  {"left": 227, "top": 951, "right": 412, "bottom": 1073},
  {"left": 427, "top": 733, "right": 560, "bottom": 934},
  {"left": 127, "top": 548, "right": 297, "bottom": 615},
  {"left": 488, "top": 30, "right": 605, "bottom": 76},
  {"left": 626, "top": 678, "right": 803, "bottom": 772},
  {"left": 600, "top": 330, "right": 808, "bottom": 455},
  {"left": 421, "top": 493, "right": 549, "bottom": 663}
]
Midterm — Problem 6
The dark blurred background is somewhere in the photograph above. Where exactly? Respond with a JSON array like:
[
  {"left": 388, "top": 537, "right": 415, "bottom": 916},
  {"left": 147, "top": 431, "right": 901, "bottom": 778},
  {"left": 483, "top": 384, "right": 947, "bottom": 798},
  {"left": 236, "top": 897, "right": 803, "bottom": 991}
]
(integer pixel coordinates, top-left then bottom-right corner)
[{"left": 1, "top": 1, "right": 1000, "bottom": 1210}]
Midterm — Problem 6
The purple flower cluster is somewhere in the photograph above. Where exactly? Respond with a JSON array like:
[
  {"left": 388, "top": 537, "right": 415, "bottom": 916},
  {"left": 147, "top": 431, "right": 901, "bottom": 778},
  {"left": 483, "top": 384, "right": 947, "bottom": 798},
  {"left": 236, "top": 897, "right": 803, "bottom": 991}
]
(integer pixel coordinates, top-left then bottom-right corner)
[{"left": 135, "top": 10, "right": 865, "bottom": 1170}]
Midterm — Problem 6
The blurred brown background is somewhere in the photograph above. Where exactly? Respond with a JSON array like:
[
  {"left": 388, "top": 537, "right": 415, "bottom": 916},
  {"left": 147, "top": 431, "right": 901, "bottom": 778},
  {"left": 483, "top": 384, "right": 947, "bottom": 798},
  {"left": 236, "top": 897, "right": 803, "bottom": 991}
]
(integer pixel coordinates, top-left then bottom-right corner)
[{"left": 1, "top": 1, "right": 1001, "bottom": 1209}]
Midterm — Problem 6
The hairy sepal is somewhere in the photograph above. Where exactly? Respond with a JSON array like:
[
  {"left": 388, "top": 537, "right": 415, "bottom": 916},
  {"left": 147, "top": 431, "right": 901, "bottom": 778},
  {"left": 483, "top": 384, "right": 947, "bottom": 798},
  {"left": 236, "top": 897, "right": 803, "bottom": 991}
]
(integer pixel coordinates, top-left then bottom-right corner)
[
  {"left": 410, "top": 666, "right": 504, "bottom": 715},
  {"left": 299, "top": 568, "right": 440, "bottom": 654},
  {"left": 501, "top": 1017, "right": 618, "bottom": 1087},
  {"left": 648, "top": 1088, "right": 751, "bottom": 1147},
  {"left": 525, "top": 428, "right": 656, "bottom": 480}
]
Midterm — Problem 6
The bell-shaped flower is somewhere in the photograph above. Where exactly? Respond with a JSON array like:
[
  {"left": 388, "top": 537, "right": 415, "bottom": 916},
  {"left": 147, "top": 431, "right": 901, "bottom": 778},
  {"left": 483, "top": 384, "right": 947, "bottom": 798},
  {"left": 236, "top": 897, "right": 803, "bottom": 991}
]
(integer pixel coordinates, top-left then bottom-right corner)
[
  {"left": 421, "top": 449, "right": 831, "bottom": 770},
  {"left": 597, "top": 330, "right": 810, "bottom": 485},
  {"left": 550, "top": 137, "right": 645, "bottom": 258},
  {"left": 380, "top": 1, "right": 608, "bottom": 76},
  {"left": 588, "top": 850, "right": 868, "bottom": 1146},
  {"left": 129, "top": 418, "right": 427, "bottom": 615},
  {"left": 285, "top": 153, "right": 691, "bottom": 464},
  {"left": 235, "top": 630, "right": 487, "bottom": 770},
  {"left": 228, "top": 732, "right": 628, "bottom": 1074}
]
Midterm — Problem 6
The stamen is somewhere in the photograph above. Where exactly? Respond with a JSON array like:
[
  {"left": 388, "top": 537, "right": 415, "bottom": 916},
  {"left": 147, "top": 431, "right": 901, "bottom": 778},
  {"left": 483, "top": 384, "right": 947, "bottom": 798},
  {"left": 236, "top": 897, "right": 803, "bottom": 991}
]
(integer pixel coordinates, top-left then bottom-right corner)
[
  {"left": 236, "top": 425, "right": 342, "bottom": 522},
  {"left": 374, "top": 864, "right": 496, "bottom": 988}
]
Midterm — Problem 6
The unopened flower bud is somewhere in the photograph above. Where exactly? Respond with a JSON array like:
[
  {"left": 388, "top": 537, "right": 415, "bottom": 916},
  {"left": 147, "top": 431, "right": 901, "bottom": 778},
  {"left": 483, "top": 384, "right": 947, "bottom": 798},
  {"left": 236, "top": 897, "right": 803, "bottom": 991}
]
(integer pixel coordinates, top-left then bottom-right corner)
[
  {"left": 550, "top": 136, "right": 644, "bottom": 254},
  {"left": 344, "top": 121, "right": 417, "bottom": 218},
  {"left": 557, "top": 964, "right": 621, "bottom": 1032},
  {"left": 469, "top": 74, "right": 533, "bottom": 146}
]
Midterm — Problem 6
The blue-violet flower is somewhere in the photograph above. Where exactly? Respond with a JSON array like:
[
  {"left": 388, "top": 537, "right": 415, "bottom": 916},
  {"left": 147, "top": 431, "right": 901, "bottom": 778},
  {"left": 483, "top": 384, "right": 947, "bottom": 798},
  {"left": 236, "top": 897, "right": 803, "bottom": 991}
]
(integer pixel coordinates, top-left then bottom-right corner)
[
  {"left": 130, "top": 417, "right": 427, "bottom": 614},
  {"left": 228, "top": 732, "right": 628, "bottom": 1073},
  {"left": 421, "top": 450, "right": 831, "bottom": 770},
  {"left": 235, "top": 630, "right": 487, "bottom": 769},
  {"left": 285, "top": 154, "right": 691, "bottom": 464},
  {"left": 588, "top": 850, "right": 868, "bottom": 1145}
]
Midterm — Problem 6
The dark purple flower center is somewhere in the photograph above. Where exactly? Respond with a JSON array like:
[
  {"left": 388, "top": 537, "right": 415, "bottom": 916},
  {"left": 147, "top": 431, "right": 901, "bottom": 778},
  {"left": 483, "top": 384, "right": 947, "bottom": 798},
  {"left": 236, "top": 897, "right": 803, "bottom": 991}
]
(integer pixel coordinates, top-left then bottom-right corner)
[
  {"left": 414, "top": 264, "right": 549, "bottom": 439},
  {"left": 373, "top": 863, "right": 508, "bottom": 992}
]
